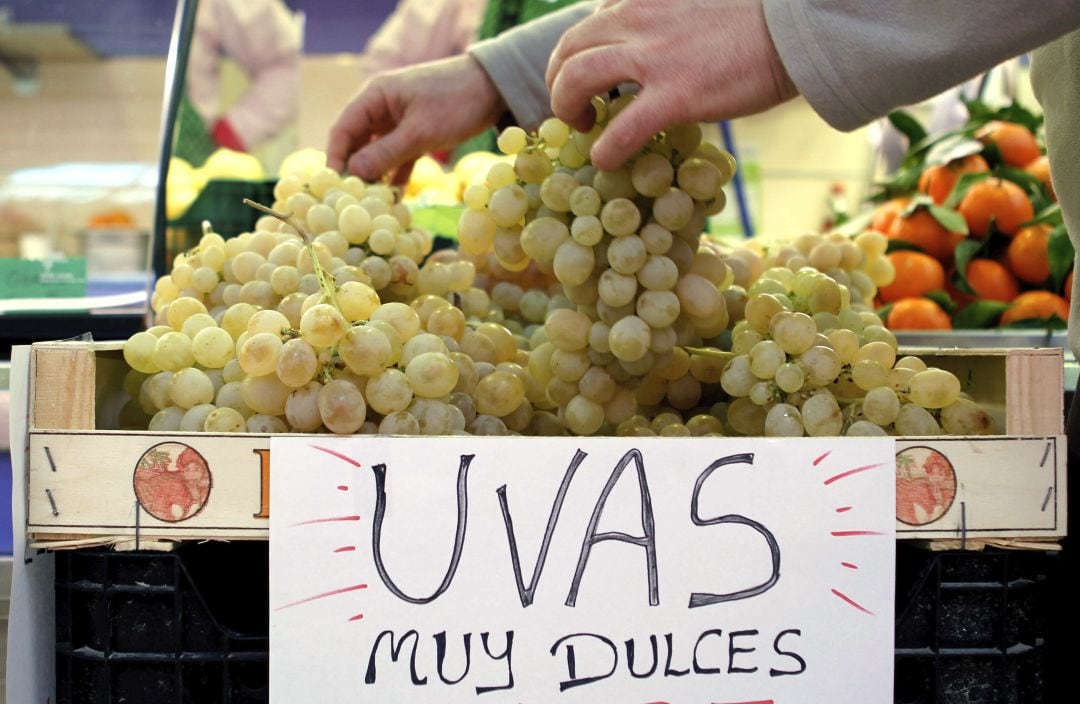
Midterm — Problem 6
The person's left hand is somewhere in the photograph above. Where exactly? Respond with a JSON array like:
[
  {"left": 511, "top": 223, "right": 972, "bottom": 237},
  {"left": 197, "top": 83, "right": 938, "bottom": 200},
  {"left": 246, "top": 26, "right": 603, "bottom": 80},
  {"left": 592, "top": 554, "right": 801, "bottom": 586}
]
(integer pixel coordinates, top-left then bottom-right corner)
[
  {"left": 546, "top": 0, "right": 798, "bottom": 170},
  {"left": 327, "top": 55, "right": 506, "bottom": 185}
]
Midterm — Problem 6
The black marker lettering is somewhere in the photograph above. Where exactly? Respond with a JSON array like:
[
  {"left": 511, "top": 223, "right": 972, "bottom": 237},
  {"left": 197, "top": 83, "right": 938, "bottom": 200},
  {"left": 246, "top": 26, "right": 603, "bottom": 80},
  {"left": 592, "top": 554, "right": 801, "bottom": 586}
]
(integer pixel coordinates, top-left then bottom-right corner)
[
  {"left": 728, "top": 629, "right": 759, "bottom": 674},
  {"left": 364, "top": 630, "right": 427, "bottom": 685},
  {"left": 689, "top": 453, "right": 781, "bottom": 608},
  {"left": 692, "top": 628, "right": 724, "bottom": 675},
  {"left": 566, "top": 449, "right": 659, "bottom": 607},
  {"left": 663, "top": 632, "right": 690, "bottom": 677},
  {"left": 770, "top": 628, "right": 807, "bottom": 676},
  {"left": 433, "top": 631, "right": 471, "bottom": 686},
  {"left": 476, "top": 631, "right": 515, "bottom": 695},
  {"left": 549, "top": 633, "right": 619, "bottom": 691},
  {"left": 625, "top": 635, "right": 659, "bottom": 679},
  {"left": 498, "top": 450, "right": 587, "bottom": 607},
  {"left": 370, "top": 455, "right": 473, "bottom": 604}
]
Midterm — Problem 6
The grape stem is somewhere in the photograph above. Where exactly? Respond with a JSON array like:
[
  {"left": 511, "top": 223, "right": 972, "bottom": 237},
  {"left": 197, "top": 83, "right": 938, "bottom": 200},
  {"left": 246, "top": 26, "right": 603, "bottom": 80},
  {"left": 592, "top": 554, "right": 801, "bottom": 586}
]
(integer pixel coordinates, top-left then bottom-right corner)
[
  {"left": 683, "top": 346, "right": 736, "bottom": 361},
  {"left": 243, "top": 198, "right": 341, "bottom": 312}
]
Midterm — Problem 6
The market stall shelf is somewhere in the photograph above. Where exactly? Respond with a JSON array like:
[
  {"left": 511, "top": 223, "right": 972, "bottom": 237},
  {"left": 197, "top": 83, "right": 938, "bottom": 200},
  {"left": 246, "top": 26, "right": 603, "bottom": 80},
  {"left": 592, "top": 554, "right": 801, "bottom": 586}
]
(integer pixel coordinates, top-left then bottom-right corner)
[{"left": 20, "top": 340, "right": 1067, "bottom": 547}]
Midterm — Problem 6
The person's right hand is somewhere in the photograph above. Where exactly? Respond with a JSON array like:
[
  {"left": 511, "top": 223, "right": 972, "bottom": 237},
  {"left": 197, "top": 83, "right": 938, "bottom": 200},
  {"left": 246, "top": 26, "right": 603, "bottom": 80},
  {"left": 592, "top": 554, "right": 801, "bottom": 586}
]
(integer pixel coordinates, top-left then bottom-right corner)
[
  {"left": 327, "top": 54, "right": 507, "bottom": 184},
  {"left": 545, "top": 0, "right": 798, "bottom": 171}
]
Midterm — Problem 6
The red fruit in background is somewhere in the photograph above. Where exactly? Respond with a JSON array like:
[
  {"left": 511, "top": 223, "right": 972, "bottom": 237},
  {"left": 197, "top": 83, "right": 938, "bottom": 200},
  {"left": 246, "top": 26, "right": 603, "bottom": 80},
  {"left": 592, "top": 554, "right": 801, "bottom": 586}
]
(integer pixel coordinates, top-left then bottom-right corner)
[
  {"left": 878, "top": 251, "right": 946, "bottom": 303},
  {"left": 871, "top": 196, "right": 910, "bottom": 235},
  {"left": 918, "top": 154, "right": 989, "bottom": 205},
  {"left": 887, "top": 208, "right": 965, "bottom": 263},
  {"left": 1024, "top": 154, "right": 1055, "bottom": 201},
  {"left": 1006, "top": 224, "right": 1052, "bottom": 285},
  {"left": 958, "top": 178, "right": 1034, "bottom": 238},
  {"left": 1000, "top": 290, "right": 1069, "bottom": 325},
  {"left": 964, "top": 258, "right": 1020, "bottom": 302},
  {"left": 886, "top": 297, "right": 952, "bottom": 330},
  {"left": 975, "top": 120, "right": 1042, "bottom": 168}
]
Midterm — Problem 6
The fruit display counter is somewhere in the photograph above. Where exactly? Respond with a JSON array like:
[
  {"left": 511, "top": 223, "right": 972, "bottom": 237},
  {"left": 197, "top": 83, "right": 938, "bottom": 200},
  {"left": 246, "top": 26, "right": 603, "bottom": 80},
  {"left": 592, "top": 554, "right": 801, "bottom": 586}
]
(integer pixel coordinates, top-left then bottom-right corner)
[
  {"left": 6, "top": 98, "right": 1070, "bottom": 703},
  {"left": 12, "top": 96, "right": 1069, "bottom": 545}
]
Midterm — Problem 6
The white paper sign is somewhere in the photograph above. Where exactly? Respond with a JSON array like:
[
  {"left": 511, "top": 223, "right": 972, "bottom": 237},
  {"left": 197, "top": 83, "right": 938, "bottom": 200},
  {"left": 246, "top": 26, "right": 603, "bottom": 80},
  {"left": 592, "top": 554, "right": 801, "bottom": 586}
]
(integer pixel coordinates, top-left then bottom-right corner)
[{"left": 270, "top": 436, "right": 895, "bottom": 703}]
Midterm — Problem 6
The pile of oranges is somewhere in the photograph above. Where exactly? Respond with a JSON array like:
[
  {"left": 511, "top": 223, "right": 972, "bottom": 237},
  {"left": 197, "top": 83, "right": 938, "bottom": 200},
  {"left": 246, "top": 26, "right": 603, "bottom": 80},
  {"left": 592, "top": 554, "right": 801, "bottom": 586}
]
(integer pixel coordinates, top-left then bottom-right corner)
[{"left": 868, "top": 115, "right": 1071, "bottom": 331}]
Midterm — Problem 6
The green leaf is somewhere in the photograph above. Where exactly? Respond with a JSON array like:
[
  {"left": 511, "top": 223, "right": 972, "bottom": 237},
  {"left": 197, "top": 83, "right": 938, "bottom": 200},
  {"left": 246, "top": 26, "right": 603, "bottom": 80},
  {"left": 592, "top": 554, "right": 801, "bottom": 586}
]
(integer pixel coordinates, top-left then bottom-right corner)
[
  {"left": 1001, "top": 314, "right": 1068, "bottom": 331},
  {"left": 411, "top": 204, "right": 467, "bottom": 239},
  {"left": 1048, "top": 223, "right": 1075, "bottom": 291},
  {"left": 874, "top": 167, "right": 922, "bottom": 198},
  {"left": 962, "top": 99, "right": 1043, "bottom": 132},
  {"left": 885, "top": 239, "right": 925, "bottom": 254},
  {"left": 963, "top": 98, "right": 996, "bottom": 125},
  {"left": 1022, "top": 202, "right": 1063, "bottom": 228},
  {"left": 927, "top": 205, "right": 969, "bottom": 234},
  {"left": 998, "top": 166, "right": 1052, "bottom": 212},
  {"left": 924, "top": 134, "right": 984, "bottom": 167},
  {"left": 943, "top": 171, "right": 991, "bottom": 209},
  {"left": 898, "top": 194, "right": 933, "bottom": 218},
  {"left": 905, "top": 126, "right": 972, "bottom": 165},
  {"left": 925, "top": 289, "right": 958, "bottom": 314},
  {"left": 953, "top": 300, "right": 1009, "bottom": 329},
  {"left": 953, "top": 238, "right": 987, "bottom": 296},
  {"left": 888, "top": 110, "right": 928, "bottom": 147},
  {"left": 995, "top": 101, "right": 1044, "bottom": 133},
  {"left": 833, "top": 208, "right": 875, "bottom": 237},
  {"left": 875, "top": 301, "right": 894, "bottom": 322}
]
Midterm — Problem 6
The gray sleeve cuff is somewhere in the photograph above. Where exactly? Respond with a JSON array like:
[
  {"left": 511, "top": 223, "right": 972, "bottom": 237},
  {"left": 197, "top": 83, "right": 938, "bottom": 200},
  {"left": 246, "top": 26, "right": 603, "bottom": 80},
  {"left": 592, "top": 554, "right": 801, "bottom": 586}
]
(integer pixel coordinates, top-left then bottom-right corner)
[
  {"left": 762, "top": 0, "right": 876, "bottom": 131},
  {"left": 468, "top": 2, "right": 599, "bottom": 130}
]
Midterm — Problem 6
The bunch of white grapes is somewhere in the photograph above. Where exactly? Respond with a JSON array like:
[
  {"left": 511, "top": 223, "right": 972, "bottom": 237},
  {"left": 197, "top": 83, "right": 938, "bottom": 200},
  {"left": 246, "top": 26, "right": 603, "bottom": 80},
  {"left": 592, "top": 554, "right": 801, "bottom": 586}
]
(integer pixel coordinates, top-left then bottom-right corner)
[
  {"left": 457, "top": 96, "right": 740, "bottom": 434},
  {"left": 119, "top": 96, "right": 996, "bottom": 439},
  {"left": 723, "top": 229, "right": 895, "bottom": 308},
  {"left": 123, "top": 162, "right": 551, "bottom": 436},
  {"left": 714, "top": 262, "right": 993, "bottom": 437}
]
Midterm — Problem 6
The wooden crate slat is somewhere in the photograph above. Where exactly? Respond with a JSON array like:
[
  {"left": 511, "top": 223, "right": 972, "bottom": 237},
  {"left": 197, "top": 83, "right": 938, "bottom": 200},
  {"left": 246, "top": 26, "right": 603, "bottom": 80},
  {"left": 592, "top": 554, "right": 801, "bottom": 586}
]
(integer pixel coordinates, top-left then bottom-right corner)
[
  {"left": 32, "top": 344, "right": 96, "bottom": 430},
  {"left": 27, "top": 430, "right": 1067, "bottom": 545},
  {"left": 23, "top": 341, "right": 1069, "bottom": 546},
  {"left": 1005, "top": 349, "right": 1064, "bottom": 435}
]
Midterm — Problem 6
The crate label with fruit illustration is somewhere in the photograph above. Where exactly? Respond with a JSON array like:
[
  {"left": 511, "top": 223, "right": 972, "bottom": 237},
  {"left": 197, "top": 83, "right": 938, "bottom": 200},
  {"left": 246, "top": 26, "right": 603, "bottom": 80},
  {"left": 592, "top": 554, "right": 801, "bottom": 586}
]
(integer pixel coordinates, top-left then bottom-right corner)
[
  {"left": 269, "top": 435, "right": 896, "bottom": 703},
  {"left": 26, "top": 431, "right": 1065, "bottom": 543}
]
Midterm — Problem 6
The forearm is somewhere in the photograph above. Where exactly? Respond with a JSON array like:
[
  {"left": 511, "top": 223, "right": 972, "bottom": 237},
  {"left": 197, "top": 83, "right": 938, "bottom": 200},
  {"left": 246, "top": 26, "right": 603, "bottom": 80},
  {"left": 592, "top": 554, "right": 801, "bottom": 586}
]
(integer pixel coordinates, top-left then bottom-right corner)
[
  {"left": 468, "top": 1, "right": 598, "bottom": 130},
  {"left": 764, "top": 0, "right": 1080, "bottom": 131}
]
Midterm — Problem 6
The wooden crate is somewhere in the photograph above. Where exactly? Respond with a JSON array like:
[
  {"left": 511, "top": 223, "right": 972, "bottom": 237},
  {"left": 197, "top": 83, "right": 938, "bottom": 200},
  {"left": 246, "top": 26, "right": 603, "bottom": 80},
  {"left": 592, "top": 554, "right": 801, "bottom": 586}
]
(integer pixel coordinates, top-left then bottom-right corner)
[{"left": 19, "top": 341, "right": 1067, "bottom": 547}]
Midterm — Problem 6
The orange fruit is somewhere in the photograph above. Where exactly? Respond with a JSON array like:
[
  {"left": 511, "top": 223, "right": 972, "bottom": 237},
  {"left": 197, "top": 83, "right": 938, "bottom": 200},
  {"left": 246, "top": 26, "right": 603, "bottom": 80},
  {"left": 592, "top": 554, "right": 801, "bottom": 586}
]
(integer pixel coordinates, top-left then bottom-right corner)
[
  {"left": 917, "top": 154, "right": 990, "bottom": 205},
  {"left": 878, "top": 251, "right": 947, "bottom": 303},
  {"left": 1024, "top": 154, "right": 1055, "bottom": 201},
  {"left": 957, "top": 178, "right": 1034, "bottom": 237},
  {"left": 887, "top": 208, "right": 965, "bottom": 263},
  {"left": 1000, "top": 290, "right": 1069, "bottom": 325},
  {"left": 975, "top": 120, "right": 1042, "bottom": 167},
  {"left": 871, "top": 197, "right": 910, "bottom": 235},
  {"left": 964, "top": 258, "right": 1020, "bottom": 302},
  {"left": 1005, "top": 224, "right": 1052, "bottom": 285},
  {"left": 886, "top": 297, "right": 952, "bottom": 330}
]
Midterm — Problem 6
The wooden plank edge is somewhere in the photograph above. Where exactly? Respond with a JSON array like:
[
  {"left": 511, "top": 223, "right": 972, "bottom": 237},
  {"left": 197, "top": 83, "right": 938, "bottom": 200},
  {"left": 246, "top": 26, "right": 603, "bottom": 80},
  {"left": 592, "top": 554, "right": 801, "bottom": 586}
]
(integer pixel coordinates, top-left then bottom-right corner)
[{"left": 912, "top": 537, "right": 1062, "bottom": 552}]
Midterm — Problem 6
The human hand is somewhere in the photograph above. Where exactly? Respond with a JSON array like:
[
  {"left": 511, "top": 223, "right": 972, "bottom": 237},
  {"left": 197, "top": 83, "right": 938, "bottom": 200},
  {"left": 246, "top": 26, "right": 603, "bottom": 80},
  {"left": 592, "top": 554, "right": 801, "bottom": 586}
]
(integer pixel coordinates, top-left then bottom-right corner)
[
  {"left": 327, "top": 54, "right": 507, "bottom": 184},
  {"left": 545, "top": 0, "right": 798, "bottom": 170}
]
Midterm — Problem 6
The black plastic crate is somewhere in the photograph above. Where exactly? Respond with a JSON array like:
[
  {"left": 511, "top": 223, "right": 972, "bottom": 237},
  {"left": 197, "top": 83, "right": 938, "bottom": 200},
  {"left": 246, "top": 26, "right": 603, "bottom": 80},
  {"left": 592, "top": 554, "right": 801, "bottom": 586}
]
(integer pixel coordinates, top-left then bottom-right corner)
[
  {"left": 55, "top": 543, "right": 1061, "bottom": 703},
  {"left": 54, "top": 542, "right": 269, "bottom": 704},
  {"left": 894, "top": 545, "right": 1057, "bottom": 704}
]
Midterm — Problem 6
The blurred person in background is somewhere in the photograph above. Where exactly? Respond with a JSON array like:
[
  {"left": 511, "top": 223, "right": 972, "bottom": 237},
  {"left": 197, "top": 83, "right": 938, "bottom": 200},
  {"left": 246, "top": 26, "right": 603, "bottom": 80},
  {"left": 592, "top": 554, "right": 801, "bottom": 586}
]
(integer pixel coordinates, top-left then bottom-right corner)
[
  {"left": 179, "top": 0, "right": 301, "bottom": 169},
  {"left": 357, "top": 0, "right": 486, "bottom": 78}
]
